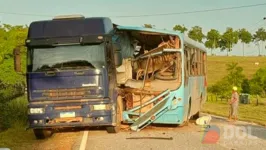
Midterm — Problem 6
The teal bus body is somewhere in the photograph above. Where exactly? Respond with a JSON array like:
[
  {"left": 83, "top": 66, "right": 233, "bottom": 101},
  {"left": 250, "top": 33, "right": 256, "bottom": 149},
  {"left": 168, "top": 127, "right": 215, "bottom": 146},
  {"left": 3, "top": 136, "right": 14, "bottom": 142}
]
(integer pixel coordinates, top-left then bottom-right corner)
[{"left": 117, "top": 25, "right": 207, "bottom": 125}]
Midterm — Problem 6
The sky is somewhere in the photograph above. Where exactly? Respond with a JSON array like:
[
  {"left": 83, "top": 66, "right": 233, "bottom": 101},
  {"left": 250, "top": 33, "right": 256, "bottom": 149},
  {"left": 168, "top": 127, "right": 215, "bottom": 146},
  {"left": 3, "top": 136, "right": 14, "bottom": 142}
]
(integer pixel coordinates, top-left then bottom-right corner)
[{"left": 0, "top": 0, "right": 266, "bottom": 56}]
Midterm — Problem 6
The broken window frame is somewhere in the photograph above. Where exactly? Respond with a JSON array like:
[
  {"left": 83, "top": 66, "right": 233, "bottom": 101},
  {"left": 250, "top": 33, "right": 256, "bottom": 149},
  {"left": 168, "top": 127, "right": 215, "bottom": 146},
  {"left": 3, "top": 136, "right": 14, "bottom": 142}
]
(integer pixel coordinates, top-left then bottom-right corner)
[{"left": 184, "top": 45, "right": 206, "bottom": 77}]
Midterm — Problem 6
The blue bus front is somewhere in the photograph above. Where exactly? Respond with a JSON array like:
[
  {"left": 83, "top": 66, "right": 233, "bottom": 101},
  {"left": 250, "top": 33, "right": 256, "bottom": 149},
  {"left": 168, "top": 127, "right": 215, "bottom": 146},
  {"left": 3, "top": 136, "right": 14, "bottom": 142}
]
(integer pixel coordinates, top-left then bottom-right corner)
[
  {"left": 23, "top": 16, "right": 122, "bottom": 138},
  {"left": 27, "top": 46, "right": 114, "bottom": 128}
]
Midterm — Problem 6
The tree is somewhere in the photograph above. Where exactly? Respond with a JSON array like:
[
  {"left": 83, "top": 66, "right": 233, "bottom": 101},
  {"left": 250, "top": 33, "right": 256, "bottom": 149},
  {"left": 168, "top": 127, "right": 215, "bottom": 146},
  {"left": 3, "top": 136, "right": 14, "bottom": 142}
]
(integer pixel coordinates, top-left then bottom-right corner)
[
  {"left": 188, "top": 26, "right": 205, "bottom": 43},
  {"left": 209, "top": 62, "right": 245, "bottom": 100},
  {"left": 218, "top": 27, "right": 239, "bottom": 56},
  {"left": 143, "top": 24, "right": 154, "bottom": 28},
  {"left": 0, "top": 24, "right": 27, "bottom": 103},
  {"left": 173, "top": 24, "right": 187, "bottom": 33},
  {"left": 249, "top": 67, "right": 266, "bottom": 96},
  {"left": 209, "top": 78, "right": 232, "bottom": 100},
  {"left": 0, "top": 24, "right": 28, "bottom": 64},
  {"left": 225, "top": 62, "right": 245, "bottom": 88},
  {"left": 241, "top": 78, "right": 250, "bottom": 93},
  {"left": 238, "top": 28, "right": 252, "bottom": 56},
  {"left": 204, "top": 29, "right": 220, "bottom": 55},
  {"left": 253, "top": 28, "right": 266, "bottom": 56}
]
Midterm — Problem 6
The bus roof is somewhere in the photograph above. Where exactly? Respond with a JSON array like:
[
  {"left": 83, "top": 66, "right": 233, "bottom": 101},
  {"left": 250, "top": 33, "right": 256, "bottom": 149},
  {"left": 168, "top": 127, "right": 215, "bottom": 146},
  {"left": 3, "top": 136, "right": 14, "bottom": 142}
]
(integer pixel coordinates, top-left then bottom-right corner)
[
  {"left": 28, "top": 17, "right": 113, "bottom": 39},
  {"left": 116, "top": 25, "right": 207, "bottom": 52}
]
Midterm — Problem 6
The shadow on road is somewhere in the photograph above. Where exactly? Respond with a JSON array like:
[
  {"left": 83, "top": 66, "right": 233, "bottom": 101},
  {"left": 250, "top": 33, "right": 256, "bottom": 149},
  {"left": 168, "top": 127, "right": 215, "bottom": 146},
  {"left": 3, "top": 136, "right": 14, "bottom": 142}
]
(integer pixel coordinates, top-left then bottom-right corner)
[{"left": 53, "top": 126, "right": 107, "bottom": 133}]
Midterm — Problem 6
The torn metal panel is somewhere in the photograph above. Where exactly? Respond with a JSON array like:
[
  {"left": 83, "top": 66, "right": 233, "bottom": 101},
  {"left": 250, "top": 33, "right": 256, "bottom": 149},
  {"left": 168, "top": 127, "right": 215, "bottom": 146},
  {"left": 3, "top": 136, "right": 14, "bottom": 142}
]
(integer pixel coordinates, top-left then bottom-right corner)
[
  {"left": 117, "top": 29, "right": 183, "bottom": 131},
  {"left": 116, "top": 58, "right": 133, "bottom": 84},
  {"left": 122, "top": 89, "right": 171, "bottom": 131},
  {"left": 133, "top": 53, "right": 178, "bottom": 79}
]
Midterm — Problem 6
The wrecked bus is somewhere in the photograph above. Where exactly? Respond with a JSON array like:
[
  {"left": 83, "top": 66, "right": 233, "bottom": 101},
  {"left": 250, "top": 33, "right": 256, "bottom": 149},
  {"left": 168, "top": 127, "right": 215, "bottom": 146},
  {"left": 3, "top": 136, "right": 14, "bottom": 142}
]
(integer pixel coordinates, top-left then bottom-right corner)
[
  {"left": 115, "top": 26, "right": 207, "bottom": 131},
  {"left": 13, "top": 15, "right": 207, "bottom": 139}
]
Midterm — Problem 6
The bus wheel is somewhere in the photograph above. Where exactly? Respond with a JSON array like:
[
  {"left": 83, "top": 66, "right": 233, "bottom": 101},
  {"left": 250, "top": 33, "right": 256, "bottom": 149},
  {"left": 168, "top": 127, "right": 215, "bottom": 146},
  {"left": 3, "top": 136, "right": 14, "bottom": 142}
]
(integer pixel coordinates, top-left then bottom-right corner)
[
  {"left": 192, "top": 112, "right": 200, "bottom": 120},
  {"left": 33, "top": 129, "right": 53, "bottom": 139},
  {"left": 179, "top": 100, "right": 191, "bottom": 127},
  {"left": 192, "top": 95, "right": 202, "bottom": 120},
  {"left": 107, "top": 96, "right": 122, "bottom": 133}
]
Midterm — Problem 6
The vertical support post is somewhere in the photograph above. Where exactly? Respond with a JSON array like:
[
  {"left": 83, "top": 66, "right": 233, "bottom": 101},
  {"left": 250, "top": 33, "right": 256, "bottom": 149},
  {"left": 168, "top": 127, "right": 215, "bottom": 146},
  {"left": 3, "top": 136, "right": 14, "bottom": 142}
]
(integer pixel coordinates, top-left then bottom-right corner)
[{"left": 13, "top": 47, "right": 21, "bottom": 72}]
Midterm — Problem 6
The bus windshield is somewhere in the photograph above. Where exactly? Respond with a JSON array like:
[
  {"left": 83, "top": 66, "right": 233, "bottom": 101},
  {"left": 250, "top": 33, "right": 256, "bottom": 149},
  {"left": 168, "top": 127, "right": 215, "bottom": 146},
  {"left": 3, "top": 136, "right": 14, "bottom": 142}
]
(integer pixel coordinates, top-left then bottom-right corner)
[{"left": 29, "top": 44, "right": 106, "bottom": 72}]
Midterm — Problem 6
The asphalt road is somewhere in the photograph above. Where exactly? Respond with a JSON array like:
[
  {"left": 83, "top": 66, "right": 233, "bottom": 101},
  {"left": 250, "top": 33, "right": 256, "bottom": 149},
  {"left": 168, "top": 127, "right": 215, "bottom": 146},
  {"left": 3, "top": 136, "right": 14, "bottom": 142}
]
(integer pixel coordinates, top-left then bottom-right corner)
[
  {"left": 70, "top": 115, "right": 266, "bottom": 150},
  {"left": 29, "top": 115, "right": 266, "bottom": 150}
]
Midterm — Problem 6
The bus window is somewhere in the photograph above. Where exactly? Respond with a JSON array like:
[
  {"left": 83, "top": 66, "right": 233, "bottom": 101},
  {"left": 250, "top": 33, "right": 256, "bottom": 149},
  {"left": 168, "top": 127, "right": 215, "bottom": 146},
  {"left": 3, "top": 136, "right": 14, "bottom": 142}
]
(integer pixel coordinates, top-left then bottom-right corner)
[
  {"left": 199, "top": 50, "right": 202, "bottom": 75},
  {"left": 203, "top": 52, "right": 206, "bottom": 75},
  {"left": 184, "top": 49, "right": 189, "bottom": 85}
]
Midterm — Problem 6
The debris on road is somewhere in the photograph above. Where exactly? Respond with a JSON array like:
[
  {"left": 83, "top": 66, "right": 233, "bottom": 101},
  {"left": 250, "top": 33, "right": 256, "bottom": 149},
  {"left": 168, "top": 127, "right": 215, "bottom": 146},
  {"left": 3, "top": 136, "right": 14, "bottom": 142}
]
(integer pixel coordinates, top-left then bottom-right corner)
[
  {"left": 196, "top": 115, "right": 212, "bottom": 128},
  {"left": 126, "top": 137, "right": 173, "bottom": 140}
]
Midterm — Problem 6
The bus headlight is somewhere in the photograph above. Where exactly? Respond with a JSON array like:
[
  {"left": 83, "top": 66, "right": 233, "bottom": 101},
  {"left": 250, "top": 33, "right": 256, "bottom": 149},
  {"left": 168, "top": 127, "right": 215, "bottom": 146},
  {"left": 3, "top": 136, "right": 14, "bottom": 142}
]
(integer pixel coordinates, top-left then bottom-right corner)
[
  {"left": 29, "top": 108, "right": 45, "bottom": 114},
  {"left": 172, "top": 99, "right": 178, "bottom": 105},
  {"left": 172, "top": 98, "right": 182, "bottom": 107},
  {"left": 93, "top": 104, "right": 111, "bottom": 110},
  {"left": 95, "top": 69, "right": 101, "bottom": 74}
]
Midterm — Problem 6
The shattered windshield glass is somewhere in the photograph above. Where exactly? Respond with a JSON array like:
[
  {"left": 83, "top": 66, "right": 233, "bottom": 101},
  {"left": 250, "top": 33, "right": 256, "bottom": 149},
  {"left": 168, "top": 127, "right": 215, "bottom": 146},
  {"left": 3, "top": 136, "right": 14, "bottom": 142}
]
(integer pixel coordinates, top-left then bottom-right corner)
[{"left": 30, "top": 43, "right": 106, "bottom": 72}]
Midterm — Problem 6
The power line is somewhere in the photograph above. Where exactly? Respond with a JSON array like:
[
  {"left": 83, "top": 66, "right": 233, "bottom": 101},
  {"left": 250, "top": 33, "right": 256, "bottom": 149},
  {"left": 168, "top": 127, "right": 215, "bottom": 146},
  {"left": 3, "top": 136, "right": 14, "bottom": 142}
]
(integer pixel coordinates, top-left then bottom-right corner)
[
  {"left": 247, "top": 19, "right": 264, "bottom": 30},
  {"left": 110, "top": 3, "right": 266, "bottom": 18},
  {"left": 0, "top": 3, "right": 266, "bottom": 18},
  {"left": 0, "top": 11, "right": 53, "bottom": 17},
  {"left": 250, "top": 21, "right": 266, "bottom": 32}
]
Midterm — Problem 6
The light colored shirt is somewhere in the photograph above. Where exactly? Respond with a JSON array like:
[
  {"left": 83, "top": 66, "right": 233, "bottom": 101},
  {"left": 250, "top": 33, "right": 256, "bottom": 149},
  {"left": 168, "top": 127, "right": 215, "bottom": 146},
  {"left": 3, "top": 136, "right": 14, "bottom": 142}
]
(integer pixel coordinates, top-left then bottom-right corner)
[{"left": 231, "top": 92, "right": 239, "bottom": 105}]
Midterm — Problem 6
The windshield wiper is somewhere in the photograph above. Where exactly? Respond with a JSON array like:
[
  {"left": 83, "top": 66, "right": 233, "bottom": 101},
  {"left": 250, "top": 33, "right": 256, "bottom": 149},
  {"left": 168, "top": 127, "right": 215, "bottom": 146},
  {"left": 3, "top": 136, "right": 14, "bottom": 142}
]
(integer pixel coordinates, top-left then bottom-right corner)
[
  {"left": 35, "top": 67, "right": 61, "bottom": 72},
  {"left": 53, "top": 60, "right": 96, "bottom": 69}
]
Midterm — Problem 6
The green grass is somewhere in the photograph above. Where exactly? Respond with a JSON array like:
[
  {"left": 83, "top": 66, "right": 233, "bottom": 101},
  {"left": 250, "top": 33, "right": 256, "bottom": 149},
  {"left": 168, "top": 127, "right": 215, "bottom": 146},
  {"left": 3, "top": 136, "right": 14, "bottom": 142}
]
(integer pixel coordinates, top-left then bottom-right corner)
[
  {"left": 202, "top": 95, "right": 266, "bottom": 126},
  {"left": 0, "top": 126, "right": 36, "bottom": 150},
  {"left": 207, "top": 56, "right": 266, "bottom": 85},
  {"left": 0, "top": 96, "right": 34, "bottom": 150},
  {"left": 0, "top": 96, "right": 28, "bottom": 129}
]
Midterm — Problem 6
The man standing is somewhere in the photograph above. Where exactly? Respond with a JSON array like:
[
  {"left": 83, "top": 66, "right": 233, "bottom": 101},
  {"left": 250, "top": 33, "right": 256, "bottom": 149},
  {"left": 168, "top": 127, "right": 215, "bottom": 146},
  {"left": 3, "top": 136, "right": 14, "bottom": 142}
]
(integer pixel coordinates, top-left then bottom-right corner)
[{"left": 228, "top": 86, "right": 239, "bottom": 121}]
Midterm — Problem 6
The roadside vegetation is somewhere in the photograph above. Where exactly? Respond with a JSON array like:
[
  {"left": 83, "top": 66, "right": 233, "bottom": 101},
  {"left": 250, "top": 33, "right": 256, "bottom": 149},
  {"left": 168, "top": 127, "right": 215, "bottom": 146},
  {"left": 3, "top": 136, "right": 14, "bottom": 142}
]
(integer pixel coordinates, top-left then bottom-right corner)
[
  {"left": 0, "top": 96, "right": 33, "bottom": 149},
  {"left": 0, "top": 24, "right": 27, "bottom": 131},
  {"left": 203, "top": 96, "right": 266, "bottom": 125},
  {"left": 203, "top": 61, "right": 266, "bottom": 125}
]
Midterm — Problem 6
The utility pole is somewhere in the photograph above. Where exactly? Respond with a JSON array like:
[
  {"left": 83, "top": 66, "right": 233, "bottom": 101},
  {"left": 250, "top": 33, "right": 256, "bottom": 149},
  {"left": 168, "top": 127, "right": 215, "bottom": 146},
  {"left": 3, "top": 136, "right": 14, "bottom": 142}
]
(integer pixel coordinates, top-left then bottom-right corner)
[{"left": 263, "top": 17, "right": 266, "bottom": 55}]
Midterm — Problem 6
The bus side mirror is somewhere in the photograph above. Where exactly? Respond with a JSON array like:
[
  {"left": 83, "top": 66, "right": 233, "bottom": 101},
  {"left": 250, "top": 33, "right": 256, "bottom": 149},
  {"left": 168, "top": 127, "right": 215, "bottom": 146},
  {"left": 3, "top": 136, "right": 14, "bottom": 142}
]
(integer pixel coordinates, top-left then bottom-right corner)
[
  {"left": 13, "top": 47, "right": 22, "bottom": 72},
  {"left": 113, "top": 43, "right": 122, "bottom": 67}
]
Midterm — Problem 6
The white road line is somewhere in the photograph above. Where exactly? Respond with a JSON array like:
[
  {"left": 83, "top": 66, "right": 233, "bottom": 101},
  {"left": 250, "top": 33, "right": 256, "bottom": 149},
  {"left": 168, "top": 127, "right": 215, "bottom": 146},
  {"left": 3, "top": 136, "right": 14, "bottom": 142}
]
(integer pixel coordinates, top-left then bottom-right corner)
[{"left": 79, "top": 131, "right": 89, "bottom": 150}]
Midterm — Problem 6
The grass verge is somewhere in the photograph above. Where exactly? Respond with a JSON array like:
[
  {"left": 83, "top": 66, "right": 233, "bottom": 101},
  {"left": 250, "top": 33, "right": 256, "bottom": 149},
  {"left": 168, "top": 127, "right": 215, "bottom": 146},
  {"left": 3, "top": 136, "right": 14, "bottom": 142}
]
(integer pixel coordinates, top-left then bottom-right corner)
[
  {"left": 0, "top": 96, "right": 28, "bottom": 130},
  {"left": 0, "top": 126, "right": 36, "bottom": 150},
  {"left": 202, "top": 100, "right": 266, "bottom": 126},
  {"left": 0, "top": 96, "right": 34, "bottom": 150}
]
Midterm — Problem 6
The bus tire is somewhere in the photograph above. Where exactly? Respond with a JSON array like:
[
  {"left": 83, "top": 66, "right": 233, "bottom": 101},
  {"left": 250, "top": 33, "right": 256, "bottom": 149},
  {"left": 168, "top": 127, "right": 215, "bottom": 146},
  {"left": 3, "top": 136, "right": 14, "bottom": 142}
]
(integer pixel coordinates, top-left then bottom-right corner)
[
  {"left": 33, "top": 129, "right": 52, "bottom": 139},
  {"left": 192, "top": 112, "right": 200, "bottom": 120},
  {"left": 107, "top": 96, "right": 122, "bottom": 133},
  {"left": 178, "top": 99, "right": 191, "bottom": 127},
  {"left": 192, "top": 95, "right": 202, "bottom": 120}
]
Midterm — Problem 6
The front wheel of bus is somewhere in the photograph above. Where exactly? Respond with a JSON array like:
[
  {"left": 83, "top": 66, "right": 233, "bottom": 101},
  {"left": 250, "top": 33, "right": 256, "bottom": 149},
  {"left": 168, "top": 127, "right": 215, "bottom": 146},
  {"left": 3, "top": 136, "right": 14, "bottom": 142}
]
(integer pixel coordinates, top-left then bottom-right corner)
[
  {"left": 33, "top": 129, "right": 53, "bottom": 139},
  {"left": 106, "top": 96, "right": 122, "bottom": 133}
]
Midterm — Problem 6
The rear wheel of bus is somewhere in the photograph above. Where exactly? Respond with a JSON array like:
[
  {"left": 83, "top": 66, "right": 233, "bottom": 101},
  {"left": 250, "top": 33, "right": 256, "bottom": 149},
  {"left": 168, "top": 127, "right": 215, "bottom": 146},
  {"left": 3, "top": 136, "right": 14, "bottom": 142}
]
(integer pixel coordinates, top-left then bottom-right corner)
[
  {"left": 192, "top": 94, "right": 203, "bottom": 120},
  {"left": 33, "top": 129, "right": 53, "bottom": 139},
  {"left": 179, "top": 99, "right": 191, "bottom": 127},
  {"left": 106, "top": 96, "right": 122, "bottom": 133}
]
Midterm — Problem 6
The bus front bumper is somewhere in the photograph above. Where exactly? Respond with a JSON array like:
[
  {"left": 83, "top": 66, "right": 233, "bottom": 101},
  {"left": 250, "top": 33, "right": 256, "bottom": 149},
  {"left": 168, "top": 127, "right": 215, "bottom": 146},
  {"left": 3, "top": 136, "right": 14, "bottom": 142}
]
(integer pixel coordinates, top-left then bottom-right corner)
[{"left": 27, "top": 100, "right": 117, "bottom": 129}]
